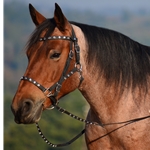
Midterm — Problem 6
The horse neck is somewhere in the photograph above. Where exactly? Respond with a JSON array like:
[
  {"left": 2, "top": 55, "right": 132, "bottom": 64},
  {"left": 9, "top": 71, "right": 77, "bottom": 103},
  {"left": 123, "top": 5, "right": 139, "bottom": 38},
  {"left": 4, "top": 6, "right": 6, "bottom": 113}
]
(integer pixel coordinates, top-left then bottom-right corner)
[
  {"left": 80, "top": 68, "right": 150, "bottom": 124},
  {"left": 73, "top": 25, "right": 150, "bottom": 124},
  {"left": 72, "top": 24, "right": 115, "bottom": 122}
]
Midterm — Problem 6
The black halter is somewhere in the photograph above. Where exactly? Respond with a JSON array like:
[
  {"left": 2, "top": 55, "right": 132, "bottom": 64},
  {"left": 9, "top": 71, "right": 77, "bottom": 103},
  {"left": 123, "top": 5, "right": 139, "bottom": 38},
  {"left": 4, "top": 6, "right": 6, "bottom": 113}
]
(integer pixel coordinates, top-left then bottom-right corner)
[
  {"left": 20, "top": 27, "right": 86, "bottom": 147},
  {"left": 21, "top": 28, "right": 84, "bottom": 106}
]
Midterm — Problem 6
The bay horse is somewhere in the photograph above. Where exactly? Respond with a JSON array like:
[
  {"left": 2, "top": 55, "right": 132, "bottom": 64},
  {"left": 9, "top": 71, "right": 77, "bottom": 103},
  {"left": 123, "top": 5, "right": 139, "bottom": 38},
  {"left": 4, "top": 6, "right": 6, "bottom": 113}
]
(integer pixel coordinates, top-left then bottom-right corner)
[{"left": 11, "top": 3, "right": 150, "bottom": 150}]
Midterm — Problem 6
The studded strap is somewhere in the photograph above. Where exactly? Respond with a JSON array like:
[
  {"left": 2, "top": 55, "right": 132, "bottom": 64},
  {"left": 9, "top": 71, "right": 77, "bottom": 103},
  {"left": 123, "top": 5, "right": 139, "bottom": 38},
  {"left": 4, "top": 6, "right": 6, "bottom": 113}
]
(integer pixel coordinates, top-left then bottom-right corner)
[
  {"left": 54, "top": 105, "right": 100, "bottom": 125},
  {"left": 39, "top": 36, "right": 72, "bottom": 41},
  {"left": 20, "top": 76, "right": 46, "bottom": 92}
]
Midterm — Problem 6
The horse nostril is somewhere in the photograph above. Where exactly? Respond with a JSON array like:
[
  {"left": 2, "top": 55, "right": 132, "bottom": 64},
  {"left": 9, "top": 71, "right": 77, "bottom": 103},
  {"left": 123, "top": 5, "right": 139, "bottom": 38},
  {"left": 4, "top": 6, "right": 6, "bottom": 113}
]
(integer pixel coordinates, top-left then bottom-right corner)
[{"left": 22, "top": 100, "right": 34, "bottom": 117}]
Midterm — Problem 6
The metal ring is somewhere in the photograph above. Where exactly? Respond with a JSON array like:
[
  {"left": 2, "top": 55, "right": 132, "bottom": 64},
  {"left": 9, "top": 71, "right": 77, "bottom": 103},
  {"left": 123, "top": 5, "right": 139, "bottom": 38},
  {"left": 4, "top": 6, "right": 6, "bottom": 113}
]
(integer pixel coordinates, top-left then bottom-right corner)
[
  {"left": 46, "top": 105, "right": 55, "bottom": 110},
  {"left": 75, "top": 63, "right": 82, "bottom": 71}
]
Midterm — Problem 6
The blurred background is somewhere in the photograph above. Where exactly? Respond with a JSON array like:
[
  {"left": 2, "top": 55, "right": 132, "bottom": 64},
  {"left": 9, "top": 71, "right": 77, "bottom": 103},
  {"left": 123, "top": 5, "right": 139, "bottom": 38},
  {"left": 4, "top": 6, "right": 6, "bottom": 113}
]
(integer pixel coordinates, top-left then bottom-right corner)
[{"left": 4, "top": 0, "right": 150, "bottom": 149}]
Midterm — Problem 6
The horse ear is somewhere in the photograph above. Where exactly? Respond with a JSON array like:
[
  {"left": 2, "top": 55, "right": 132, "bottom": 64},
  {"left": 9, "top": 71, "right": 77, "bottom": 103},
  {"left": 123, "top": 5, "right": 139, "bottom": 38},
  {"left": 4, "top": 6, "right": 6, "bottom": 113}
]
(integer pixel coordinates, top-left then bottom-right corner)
[
  {"left": 54, "top": 3, "right": 70, "bottom": 31},
  {"left": 29, "top": 3, "right": 46, "bottom": 26}
]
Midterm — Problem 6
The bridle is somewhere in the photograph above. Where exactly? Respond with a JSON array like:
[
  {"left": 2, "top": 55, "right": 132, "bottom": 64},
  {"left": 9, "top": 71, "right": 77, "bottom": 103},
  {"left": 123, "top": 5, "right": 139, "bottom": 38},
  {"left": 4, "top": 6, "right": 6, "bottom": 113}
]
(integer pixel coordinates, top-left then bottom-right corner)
[
  {"left": 21, "top": 27, "right": 83, "bottom": 106},
  {"left": 20, "top": 26, "right": 150, "bottom": 147},
  {"left": 20, "top": 26, "right": 87, "bottom": 147}
]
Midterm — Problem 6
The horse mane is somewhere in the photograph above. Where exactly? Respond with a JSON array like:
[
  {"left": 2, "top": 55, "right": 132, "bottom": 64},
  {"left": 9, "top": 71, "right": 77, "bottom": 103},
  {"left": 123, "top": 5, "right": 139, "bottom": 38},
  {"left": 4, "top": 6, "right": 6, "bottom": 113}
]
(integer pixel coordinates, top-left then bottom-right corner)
[
  {"left": 71, "top": 21, "right": 150, "bottom": 91},
  {"left": 26, "top": 18, "right": 56, "bottom": 50},
  {"left": 26, "top": 18, "right": 150, "bottom": 91}
]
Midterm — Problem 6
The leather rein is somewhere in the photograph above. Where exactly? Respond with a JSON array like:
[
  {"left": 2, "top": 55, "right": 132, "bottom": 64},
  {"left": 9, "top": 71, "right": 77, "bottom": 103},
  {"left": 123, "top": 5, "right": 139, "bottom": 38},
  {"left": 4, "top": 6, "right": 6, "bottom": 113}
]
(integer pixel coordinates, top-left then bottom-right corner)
[{"left": 20, "top": 27, "right": 150, "bottom": 147}]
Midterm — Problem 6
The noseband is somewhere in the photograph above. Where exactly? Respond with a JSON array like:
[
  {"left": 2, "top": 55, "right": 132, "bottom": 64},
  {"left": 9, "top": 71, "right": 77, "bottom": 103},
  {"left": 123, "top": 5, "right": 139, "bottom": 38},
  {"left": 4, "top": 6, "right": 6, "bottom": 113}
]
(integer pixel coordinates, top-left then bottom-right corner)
[{"left": 21, "top": 27, "right": 84, "bottom": 106}]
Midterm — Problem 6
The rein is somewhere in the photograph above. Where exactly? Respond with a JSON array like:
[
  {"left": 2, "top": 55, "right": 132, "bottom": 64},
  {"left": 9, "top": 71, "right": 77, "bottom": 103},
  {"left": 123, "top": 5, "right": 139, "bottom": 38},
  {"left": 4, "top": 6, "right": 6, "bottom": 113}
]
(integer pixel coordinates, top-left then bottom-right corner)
[
  {"left": 20, "top": 27, "right": 150, "bottom": 147},
  {"left": 21, "top": 80, "right": 150, "bottom": 148},
  {"left": 35, "top": 105, "right": 150, "bottom": 147}
]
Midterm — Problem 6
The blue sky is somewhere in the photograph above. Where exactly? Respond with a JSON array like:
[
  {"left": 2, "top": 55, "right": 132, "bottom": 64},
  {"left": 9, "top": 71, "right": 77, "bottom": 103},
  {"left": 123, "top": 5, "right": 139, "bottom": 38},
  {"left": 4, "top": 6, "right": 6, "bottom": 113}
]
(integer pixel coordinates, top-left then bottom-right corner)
[{"left": 5, "top": 0, "right": 150, "bottom": 13}]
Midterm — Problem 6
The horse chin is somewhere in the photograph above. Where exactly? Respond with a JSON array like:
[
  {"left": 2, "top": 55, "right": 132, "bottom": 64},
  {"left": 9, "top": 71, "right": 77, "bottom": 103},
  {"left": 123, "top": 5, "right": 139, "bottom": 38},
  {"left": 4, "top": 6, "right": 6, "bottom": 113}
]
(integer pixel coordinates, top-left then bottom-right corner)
[
  {"left": 14, "top": 103, "right": 43, "bottom": 124},
  {"left": 28, "top": 106, "right": 43, "bottom": 124}
]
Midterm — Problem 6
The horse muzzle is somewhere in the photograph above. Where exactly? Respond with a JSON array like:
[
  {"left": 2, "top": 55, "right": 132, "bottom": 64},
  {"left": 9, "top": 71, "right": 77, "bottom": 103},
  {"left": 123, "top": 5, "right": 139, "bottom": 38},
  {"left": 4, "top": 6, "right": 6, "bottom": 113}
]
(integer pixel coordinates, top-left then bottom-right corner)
[{"left": 11, "top": 99, "right": 43, "bottom": 124}]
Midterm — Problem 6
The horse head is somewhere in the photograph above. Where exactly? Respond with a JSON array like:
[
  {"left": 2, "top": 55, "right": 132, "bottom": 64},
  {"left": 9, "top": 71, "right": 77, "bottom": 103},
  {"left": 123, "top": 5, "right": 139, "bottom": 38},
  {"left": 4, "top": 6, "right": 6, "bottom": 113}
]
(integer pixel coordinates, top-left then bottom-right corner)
[{"left": 11, "top": 3, "right": 83, "bottom": 124}]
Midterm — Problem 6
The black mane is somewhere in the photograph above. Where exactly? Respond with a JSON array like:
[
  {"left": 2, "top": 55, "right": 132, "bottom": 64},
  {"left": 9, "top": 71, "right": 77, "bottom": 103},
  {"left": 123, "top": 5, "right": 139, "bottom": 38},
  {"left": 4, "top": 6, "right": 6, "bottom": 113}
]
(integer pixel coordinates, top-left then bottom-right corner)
[
  {"left": 27, "top": 18, "right": 150, "bottom": 91},
  {"left": 26, "top": 18, "right": 56, "bottom": 50},
  {"left": 71, "top": 22, "right": 150, "bottom": 90}
]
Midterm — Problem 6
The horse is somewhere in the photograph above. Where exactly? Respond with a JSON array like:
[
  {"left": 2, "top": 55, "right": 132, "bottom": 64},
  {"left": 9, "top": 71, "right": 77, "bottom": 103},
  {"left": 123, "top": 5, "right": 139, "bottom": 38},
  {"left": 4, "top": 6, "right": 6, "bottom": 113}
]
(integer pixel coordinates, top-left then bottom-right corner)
[{"left": 11, "top": 3, "right": 150, "bottom": 150}]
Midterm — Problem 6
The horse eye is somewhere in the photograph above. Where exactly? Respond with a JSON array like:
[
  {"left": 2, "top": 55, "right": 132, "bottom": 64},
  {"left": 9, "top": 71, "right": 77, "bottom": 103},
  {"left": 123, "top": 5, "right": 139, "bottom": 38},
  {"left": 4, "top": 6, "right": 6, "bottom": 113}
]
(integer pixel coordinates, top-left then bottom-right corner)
[{"left": 50, "top": 53, "right": 61, "bottom": 59}]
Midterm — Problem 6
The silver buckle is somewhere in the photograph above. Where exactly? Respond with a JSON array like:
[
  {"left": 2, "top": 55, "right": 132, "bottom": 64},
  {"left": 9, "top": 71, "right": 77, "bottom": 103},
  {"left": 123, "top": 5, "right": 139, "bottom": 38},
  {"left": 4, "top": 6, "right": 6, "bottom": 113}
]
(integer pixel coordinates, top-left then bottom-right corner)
[
  {"left": 44, "top": 88, "right": 54, "bottom": 97},
  {"left": 56, "top": 83, "right": 62, "bottom": 92}
]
